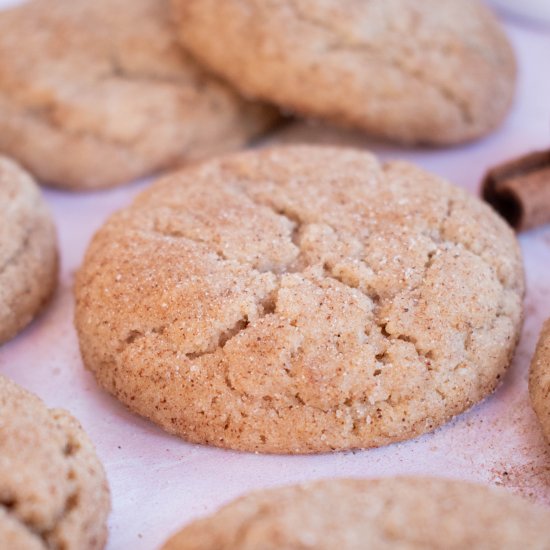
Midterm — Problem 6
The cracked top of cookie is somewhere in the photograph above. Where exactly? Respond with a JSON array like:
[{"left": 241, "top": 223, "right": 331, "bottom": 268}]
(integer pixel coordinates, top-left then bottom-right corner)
[
  {"left": 172, "top": 0, "right": 516, "bottom": 145},
  {"left": 75, "top": 145, "right": 524, "bottom": 453},
  {"left": 0, "top": 375, "right": 109, "bottom": 550},
  {"left": 0, "top": 0, "right": 276, "bottom": 190}
]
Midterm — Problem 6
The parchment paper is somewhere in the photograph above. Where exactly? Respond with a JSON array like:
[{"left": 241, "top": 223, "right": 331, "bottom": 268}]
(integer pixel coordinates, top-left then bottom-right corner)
[{"left": 0, "top": 3, "right": 549, "bottom": 548}]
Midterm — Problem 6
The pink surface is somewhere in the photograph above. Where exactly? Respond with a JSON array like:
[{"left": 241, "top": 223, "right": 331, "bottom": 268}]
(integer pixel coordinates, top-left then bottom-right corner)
[{"left": 1, "top": 5, "right": 550, "bottom": 549}]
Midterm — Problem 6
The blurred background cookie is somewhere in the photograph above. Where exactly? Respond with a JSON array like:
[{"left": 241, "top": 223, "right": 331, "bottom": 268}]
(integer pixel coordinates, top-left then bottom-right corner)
[
  {"left": 0, "top": 0, "right": 278, "bottom": 191},
  {"left": 0, "top": 156, "right": 57, "bottom": 345},
  {"left": 75, "top": 146, "right": 524, "bottom": 454},
  {"left": 162, "top": 477, "right": 550, "bottom": 549},
  {"left": 0, "top": 375, "right": 110, "bottom": 549},
  {"left": 172, "top": 0, "right": 516, "bottom": 146},
  {"left": 529, "top": 319, "right": 550, "bottom": 444}
]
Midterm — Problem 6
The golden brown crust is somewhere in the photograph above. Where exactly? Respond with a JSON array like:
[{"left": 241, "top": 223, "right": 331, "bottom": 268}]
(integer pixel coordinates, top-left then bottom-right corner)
[
  {"left": 172, "top": 0, "right": 516, "bottom": 145},
  {"left": 0, "top": 156, "right": 58, "bottom": 345},
  {"left": 0, "top": 375, "right": 110, "bottom": 550},
  {"left": 529, "top": 319, "right": 550, "bottom": 444},
  {"left": 161, "top": 477, "right": 550, "bottom": 549},
  {"left": 75, "top": 145, "right": 524, "bottom": 454},
  {"left": 0, "top": 0, "right": 277, "bottom": 190}
]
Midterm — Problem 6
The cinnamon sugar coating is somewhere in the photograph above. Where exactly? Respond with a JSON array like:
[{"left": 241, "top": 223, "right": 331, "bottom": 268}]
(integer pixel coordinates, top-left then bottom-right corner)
[
  {"left": 172, "top": 0, "right": 516, "bottom": 145},
  {"left": 0, "top": 0, "right": 277, "bottom": 190},
  {"left": 0, "top": 156, "right": 57, "bottom": 345},
  {"left": 162, "top": 478, "right": 550, "bottom": 549},
  {"left": 75, "top": 146, "right": 524, "bottom": 453},
  {"left": 0, "top": 376, "right": 110, "bottom": 549}
]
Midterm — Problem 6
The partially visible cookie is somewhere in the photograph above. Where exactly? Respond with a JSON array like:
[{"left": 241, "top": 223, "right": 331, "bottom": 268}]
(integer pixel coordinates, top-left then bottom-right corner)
[
  {"left": 0, "top": 0, "right": 277, "bottom": 190},
  {"left": 75, "top": 145, "right": 524, "bottom": 454},
  {"left": 0, "top": 157, "right": 58, "bottom": 345},
  {"left": 0, "top": 375, "right": 110, "bottom": 549},
  {"left": 161, "top": 477, "right": 550, "bottom": 549},
  {"left": 529, "top": 319, "right": 550, "bottom": 444},
  {"left": 172, "top": 0, "right": 516, "bottom": 145}
]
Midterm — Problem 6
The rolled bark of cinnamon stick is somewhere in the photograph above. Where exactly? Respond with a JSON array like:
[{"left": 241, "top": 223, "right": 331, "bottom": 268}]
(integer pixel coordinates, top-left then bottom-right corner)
[{"left": 482, "top": 149, "right": 550, "bottom": 231}]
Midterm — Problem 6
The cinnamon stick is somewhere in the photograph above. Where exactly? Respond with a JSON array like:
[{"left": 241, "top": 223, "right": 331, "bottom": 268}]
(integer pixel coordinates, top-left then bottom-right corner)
[{"left": 482, "top": 149, "right": 550, "bottom": 231}]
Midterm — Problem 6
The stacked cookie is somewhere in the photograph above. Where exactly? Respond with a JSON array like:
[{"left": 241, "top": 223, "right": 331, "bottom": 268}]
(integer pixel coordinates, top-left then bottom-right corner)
[
  {"left": 0, "top": 0, "right": 277, "bottom": 190},
  {"left": 172, "top": 0, "right": 516, "bottom": 145},
  {"left": 2, "top": 0, "right": 549, "bottom": 549},
  {"left": 0, "top": 0, "right": 517, "bottom": 191}
]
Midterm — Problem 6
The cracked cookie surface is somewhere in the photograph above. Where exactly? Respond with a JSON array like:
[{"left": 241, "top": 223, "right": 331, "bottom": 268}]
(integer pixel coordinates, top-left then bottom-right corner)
[
  {"left": 0, "top": 0, "right": 277, "bottom": 190},
  {"left": 0, "top": 157, "right": 58, "bottom": 345},
  {"left": 161, "top": 477, "right": 550, "bottom": 549},
  {"left": 172, "top": 0, "right": 516, "bottom": 145},
  {"left": 0, "top": 375, "right": 110, "bottom": 550},
  {"left": 529, "top": 319, "right": 550, "bottom": 444},
  {"left": 75, "top": 145, "right": 524, "bottom": 454}
]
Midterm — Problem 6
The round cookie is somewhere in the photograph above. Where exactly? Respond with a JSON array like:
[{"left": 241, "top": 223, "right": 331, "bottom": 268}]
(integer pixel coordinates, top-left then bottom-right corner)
[
  {"left": 0, "top": 0, "right": 277, "bottom": 191},
  {"left": 529, "top": 319, "right": 550, "bottom": 444},
  {"left": 161, "top": 477, "right": 550, "bottom": 549},
  {"left": 75, "top": 145, "right": 524, "bottom": 454},
  {"left": 171, "top": 0, "right": 516, "bottom": 146},
  {"left": 0, "top": 156, "right": 58, "bottom": 345},
  {"left": 0, "top": 375, "right": 110, "bottom": 549}
]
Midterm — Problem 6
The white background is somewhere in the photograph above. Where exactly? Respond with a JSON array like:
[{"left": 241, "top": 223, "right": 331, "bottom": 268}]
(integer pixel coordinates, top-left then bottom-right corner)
[{"left": 0, "top": 2, "right": 549, "bottom": 549}]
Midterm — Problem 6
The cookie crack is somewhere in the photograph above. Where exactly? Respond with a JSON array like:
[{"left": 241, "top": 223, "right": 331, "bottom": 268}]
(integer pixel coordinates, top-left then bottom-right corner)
[
  {"left": 441, "top": 198, "right": 509, "bottom": 290},
  {"left": 322, "top": 266, "right": 380, "bottom": 306},
  {"left": 42, "top": 489, "right": 80, "bottom": 549},
  {"left": 5, "top": 93, "right": 147, "bottom": 152},
  {"left": 285, "top": 1, "right": 473, "bottom": 125},
  {"left": 229, "top": 186, "right": 509, "bottom": 381},
  {"left": 108, "top": 54, "right": 180, "bottom": 86},
  {"left": 232, "top": 187, "right": 305, "bottom": 265},
  {"left": 118, "top": 283, "right": 280, "bottom": 361},
  {"left": 381, "top": 323, "right": 436, "bottom": 369},
  {"left": 192, "top": 288, "right": 280, "bottom": 361},
  {"left": 120, "top": 179, "right": 518, "bottom": 419},
  {"left": 42, "top": 434, "right": 86, "bottom": 550},
  {"left": 3, "top": 60, "right": 201, "bottom": 153},
  {"left": 0, "top": 433, "right": 83, "bottom": 550},
  {"left": 185, "top": 315, "right": 251, "bottom": 361},
  {"left": 234, "top": 187, "right": 382, "bottom": 283},
  {"left": 151, "top": 224, "right": 234, "bottom": 264},
  {"left": 0, "top": 224, "right": 32, "bottom": 279},
  {"left": 151, "top": 210, "right": 296, "bottom": 275},
  {"left": 0, "top": 501, "right": 48, "bottom": 549}
]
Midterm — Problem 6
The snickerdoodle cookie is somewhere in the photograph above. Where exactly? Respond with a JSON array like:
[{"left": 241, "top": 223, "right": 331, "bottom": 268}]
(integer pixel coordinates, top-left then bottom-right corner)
[
  {"left": 161, "top": 477, "right": 550, "bottom": 549},
  {"left": 0, "top": 0, "right": 277, "bottom": 191},
  {"left": 0, "top": 157, "right": 57, "bottom": 345},
  {"left": 529, "top": 319, "right": 550, "bottom": 444},
  {"left": 0, "top": 375, "right": 110, "bottom": 549},
  {"left": 172, "top": 0, "right": 516, "bottom": 145},
  {"left": 75, "top": 146, "right": 524, "bottom": 454}
]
